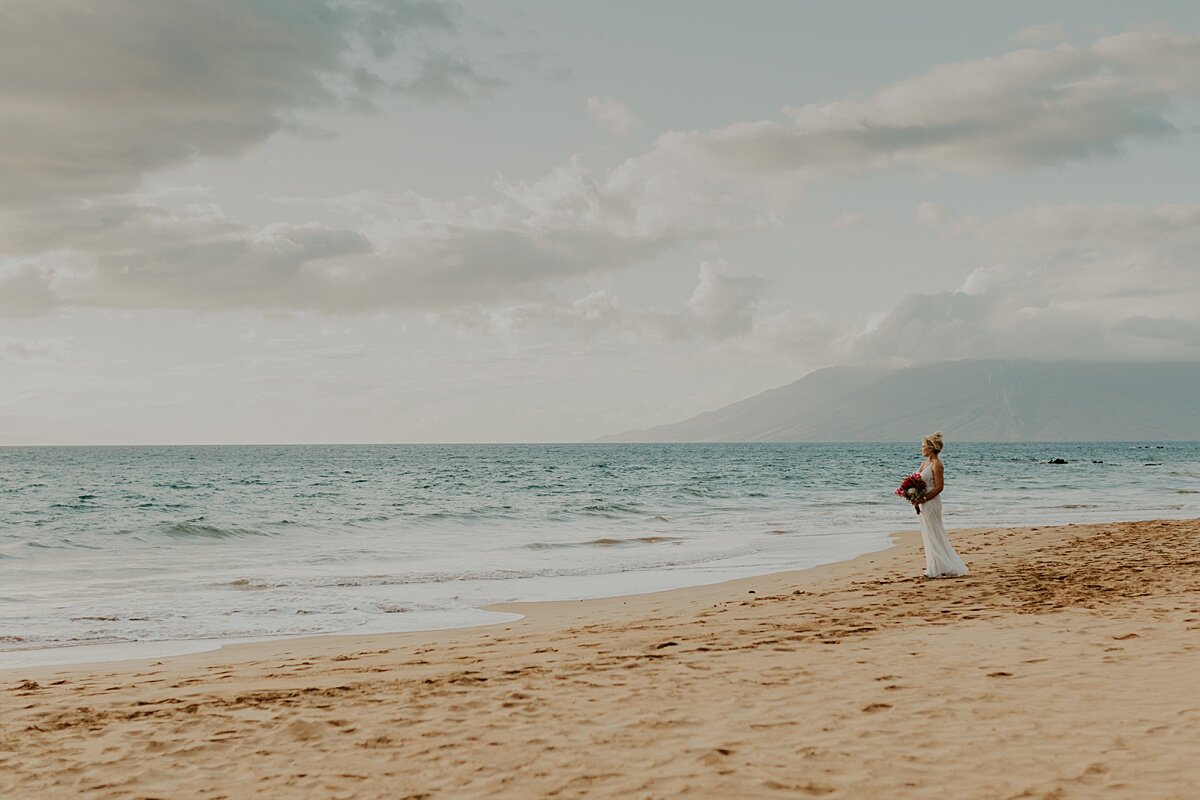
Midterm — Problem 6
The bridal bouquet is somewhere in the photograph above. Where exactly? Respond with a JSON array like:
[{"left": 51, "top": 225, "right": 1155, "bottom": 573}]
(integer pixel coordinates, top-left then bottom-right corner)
[{"left": 895, "top": 473, "right": 927, "bottom": 515}]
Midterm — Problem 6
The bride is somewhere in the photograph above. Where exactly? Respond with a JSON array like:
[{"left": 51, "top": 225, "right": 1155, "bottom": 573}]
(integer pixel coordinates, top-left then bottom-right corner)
[{"left": 915, "top": 432, "right": 968, "bottom": 578}]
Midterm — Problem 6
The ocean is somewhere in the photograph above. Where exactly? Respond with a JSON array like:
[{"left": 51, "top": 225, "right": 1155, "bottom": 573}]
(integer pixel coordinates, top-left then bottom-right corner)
[{"left": 2, "top": 442, "right": 1197, "bottom": 668}]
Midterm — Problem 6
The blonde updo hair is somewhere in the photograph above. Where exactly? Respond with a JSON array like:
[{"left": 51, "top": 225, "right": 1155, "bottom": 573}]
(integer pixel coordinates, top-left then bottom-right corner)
[{"left": 922, "top": 431, "right": 944, "bottom": 454}]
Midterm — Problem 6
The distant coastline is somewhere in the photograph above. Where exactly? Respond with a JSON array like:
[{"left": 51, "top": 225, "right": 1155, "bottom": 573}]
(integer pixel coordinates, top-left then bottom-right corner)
[{"left": 602, "top": 359, "right": 1200, "bottom": 443}]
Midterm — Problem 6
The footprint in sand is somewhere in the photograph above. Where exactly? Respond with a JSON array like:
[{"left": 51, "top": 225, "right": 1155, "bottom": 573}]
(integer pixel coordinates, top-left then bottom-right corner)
[{"left": 280, "top": 719, "right": 326, "bottom": 741}]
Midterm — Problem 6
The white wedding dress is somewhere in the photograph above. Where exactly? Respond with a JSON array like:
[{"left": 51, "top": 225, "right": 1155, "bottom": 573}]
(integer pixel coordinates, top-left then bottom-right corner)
[{"left": 917, "top": 463, "right": 968, "bottom": 578}]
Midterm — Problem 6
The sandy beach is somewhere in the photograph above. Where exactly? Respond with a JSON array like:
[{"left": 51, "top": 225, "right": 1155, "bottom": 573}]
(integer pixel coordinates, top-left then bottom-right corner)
[{"left": 2, "top": 517, "right": 1197, "bottom": 799}]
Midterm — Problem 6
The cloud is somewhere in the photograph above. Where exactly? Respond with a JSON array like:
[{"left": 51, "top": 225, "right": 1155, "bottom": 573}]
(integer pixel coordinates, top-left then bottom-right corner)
[
  {"left": 1113, "top": 315, "right": 1200, "bottom": 346},
  {"left": 1012, "top": 23, "right": 1067, "bottom": 45},
  {"left": 853, "top": 201, "right": 1200, "bottom": 363},
  {"left": 0, "top": 265, "right": 59, "bottom": 317},
  {"left": 0, "top": 0, "right": 483, "bottom": 207},
  {"left": 2, "top": 156, "right": 745, "bottom": 314},
  {"left": 915, "top": 201, "right": 949, "bottom": 226},
  {"left": 433, "top": 263, "right": 766, "bottom": 342},
  {"left": 0, "top": 336, "right": 65, "bottom": 363},
  {"left": 626, "top": 28, "right": 1200, "bottom": 179},
  {"left": 851, "top": 280, "right": 1200, "bottom": 364},
  {"left": 4, "top": 23, "right": 1200, "bottom": 327},
  {"left": 435, "top": 262, "right": 842, "bottom": 362},
  {"left": 587, "top": 96, "right": 638, "bottom": 134},
  {"left": 400, "top": 52, "right": 507, "bottom": 101},
  {"left": 933, "top": 202, "right": 1200, "bottom": 250},
  {"left": 686, "top": 262, "right": 767, "bottom": 339},
  {"left": 437, "top": 290, "right": 686, "bottom": 343},
  {"left": 831, "top": 211, "right": 869, "bottom": 231},
  {"left": 0, "top": 119, "right": 782, "bottom": 316}
]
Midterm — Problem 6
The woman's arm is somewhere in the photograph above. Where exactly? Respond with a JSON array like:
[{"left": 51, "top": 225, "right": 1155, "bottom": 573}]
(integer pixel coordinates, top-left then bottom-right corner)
[{"left": 923, "top": 460, "right": 945, "bottom": 502}]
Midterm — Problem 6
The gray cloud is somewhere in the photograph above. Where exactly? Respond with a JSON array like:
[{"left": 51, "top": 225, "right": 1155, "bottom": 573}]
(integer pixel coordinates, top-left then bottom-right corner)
[
  {"left": 924, "top": 201, "right": 1200, "bottom": 251},
  {"left": 587, "top": 96, "right": 637, "bottom": 135},
  {"left": 0, "top": 266, "right": 59, "bottom": 317},
  {"left": 632, "top": 29, "right": 1200, "bottom": 178},
  {"left": 436, "top": 262, "right": 840, "bottom": 361},
  {"left": 0, "top": 336, "right": 64, "bottom": 363},
  {"left": 3, "top": 159, "right": 716, "bottom": 314},
  {"left": 435, "top": 199, "right": 1200, "bottom": 365},
  {"left": 1012, "top": 23, "right": 1068, "bottom": 45},
  {"left": 686, "top": 262, "right": 767, "bottom": 339},
  {"left": 81, "top": 222, "right": 375, "bottom": 312},
  {"left": 400, "top": 52, "right": 507, "bottom": 100},
  {"left": 851, "top": 284, "right": 1200, "bottom": 364},
  {"left": 0, "top": 0, "right": 480, "bottom": 206},
  {"left": 4, "top": 22, "right": 1200, "bottom": 329},
  {"left": 1113, "top": 315, "right": 1200, "bottom": 346},
  {"left": 851, "top": 201, "right": 1200, "bottom": 363}
]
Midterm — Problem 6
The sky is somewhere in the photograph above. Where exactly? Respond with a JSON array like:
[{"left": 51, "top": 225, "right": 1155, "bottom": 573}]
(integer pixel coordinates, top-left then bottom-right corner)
[{"left": 2, "top": 0, "right": 1199, "bottom": 444}]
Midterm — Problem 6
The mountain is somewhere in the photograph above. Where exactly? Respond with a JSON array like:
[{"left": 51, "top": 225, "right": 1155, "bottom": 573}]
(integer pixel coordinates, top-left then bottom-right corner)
[{"left": 601, "top": 360, "right": 1200, "bottom": 442}]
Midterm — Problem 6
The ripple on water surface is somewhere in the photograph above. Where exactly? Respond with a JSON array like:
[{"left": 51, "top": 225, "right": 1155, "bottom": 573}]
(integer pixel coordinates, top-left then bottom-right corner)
[{"left": 0, "top": 442, "right": 1197, "bottom": 665}]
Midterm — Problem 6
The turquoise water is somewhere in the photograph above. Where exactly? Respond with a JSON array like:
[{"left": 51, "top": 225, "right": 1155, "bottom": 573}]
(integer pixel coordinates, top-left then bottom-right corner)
[{"left": 2, "top": 442, "right": 1197, "bottom": 667}]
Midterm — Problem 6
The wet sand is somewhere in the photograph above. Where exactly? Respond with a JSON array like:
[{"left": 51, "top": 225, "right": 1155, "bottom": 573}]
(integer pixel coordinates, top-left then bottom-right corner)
[{"left": 2, "top": 518, "right": 1197, "bottom": 799}]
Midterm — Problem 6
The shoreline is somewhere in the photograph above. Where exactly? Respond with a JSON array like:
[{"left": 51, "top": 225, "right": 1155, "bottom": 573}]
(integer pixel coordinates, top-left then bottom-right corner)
[
  {"left": 4, "top": 505, "right": 1194, "bottom": 676},
  {"left": 0, "top": 529, "right": 900, "bottom": 675},
  {"left": 3, "top": 516, "right": 1197, "bottom": 798}
]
